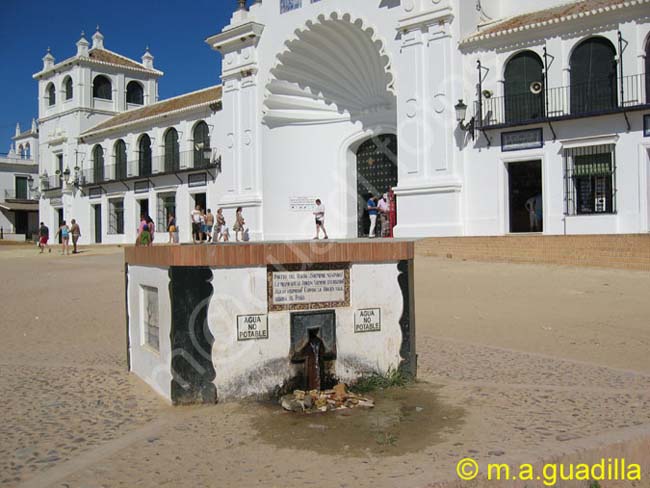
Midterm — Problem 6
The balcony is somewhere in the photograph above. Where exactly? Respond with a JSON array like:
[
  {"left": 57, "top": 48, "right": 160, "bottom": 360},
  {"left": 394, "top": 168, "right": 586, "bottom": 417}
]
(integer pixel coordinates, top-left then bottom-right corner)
[
  {"left": 475, "top": 73, "right": 649, "bottom": 130},
  {"left": 77, "top": 150, "right": 218, "bottom": 187},
  {"left": 42, "top": 175, "right": 63, "bottom": 191},
  {"left": 4, "top": 190, "right": 38, "bottom": 202}
]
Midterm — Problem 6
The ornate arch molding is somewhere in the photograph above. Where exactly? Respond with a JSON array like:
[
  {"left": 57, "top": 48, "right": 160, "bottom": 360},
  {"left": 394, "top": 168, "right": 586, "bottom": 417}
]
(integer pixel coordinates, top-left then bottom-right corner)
[{"left": 263, "top": 11, "right": 396, "bottom": 127}]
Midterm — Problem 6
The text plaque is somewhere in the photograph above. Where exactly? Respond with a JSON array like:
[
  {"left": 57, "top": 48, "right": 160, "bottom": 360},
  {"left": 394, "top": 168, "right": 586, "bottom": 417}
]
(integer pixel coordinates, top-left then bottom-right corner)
[
  {"left": 268, "top": 264, "right": 350, "bottom": 312},
  {"left": 501, "top": 128, "right": 544, "bottom": 152},
  {"left": 237, "top": 314, "right": 268, "bottom": 341},
  {"left": 354, "top": 308, "right": 381, "bottom": 333}
]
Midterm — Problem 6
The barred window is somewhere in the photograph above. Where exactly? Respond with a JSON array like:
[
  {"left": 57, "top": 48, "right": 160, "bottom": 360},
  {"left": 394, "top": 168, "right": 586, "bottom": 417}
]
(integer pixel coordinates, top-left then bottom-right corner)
[
  {"left": 157, "top": 192, "right": 176, "bottom": 230},
  {"left": 141, "top": 286, "right": 159, "bottom": 352},
  {"left": 564, "top": 144, "right": 616, "bottom": 215},
  {"left": 108, "top": 199, "right": 124, "bottom": 234}
]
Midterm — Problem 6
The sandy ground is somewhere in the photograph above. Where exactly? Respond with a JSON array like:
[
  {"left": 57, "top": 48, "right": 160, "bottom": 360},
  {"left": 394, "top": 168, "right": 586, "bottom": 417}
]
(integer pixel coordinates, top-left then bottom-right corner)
[{"left": 1, "top": 243, "right": 649, "bottom": 488}]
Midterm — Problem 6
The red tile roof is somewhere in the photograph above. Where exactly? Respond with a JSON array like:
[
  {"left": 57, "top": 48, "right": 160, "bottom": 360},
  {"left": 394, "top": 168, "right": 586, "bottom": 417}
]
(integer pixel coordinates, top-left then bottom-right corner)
[
  {"left": 462, "top": 0, "right": 648, "bottom": 44},
  {"left": 82, "top": 86, "right": 222, "bottom": 136}
]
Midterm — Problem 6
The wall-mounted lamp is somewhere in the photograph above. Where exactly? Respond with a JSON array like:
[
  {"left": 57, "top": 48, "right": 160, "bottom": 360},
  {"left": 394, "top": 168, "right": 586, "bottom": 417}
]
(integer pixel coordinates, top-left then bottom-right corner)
[
  {"left": 63, "top": 167, "right": 71, "bottom": 184},
  {"left": 454, "top": 99, "right": 475, "bottom": 140}
]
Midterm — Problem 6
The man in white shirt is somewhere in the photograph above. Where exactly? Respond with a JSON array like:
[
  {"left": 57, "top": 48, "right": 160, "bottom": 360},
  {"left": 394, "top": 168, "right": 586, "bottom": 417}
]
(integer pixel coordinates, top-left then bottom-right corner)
[
  {"left": 191, "top": 205, "right": 203, "bottom": 243},
  {"left": 377, "top": 193, "right": 389, "bottom": 237},
  {"left": 313, "top": 199, "right": 328, "bottom": 240}
]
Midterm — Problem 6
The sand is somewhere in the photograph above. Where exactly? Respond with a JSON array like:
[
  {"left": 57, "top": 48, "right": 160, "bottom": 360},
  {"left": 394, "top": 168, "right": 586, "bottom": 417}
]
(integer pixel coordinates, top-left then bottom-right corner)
[{"left": 1, "top": 244, "right": 649, "bottom": 488}]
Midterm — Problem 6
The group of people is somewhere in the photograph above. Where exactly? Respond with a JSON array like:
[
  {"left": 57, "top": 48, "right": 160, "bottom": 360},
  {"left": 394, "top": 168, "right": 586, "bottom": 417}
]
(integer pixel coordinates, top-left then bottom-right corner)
[
  {"left": 38, "top": 220, "right": 81, "bottom": 255},
  {"left": 366, "top": 193, "right": 391, "bottom": 238},
  {"left": 136, "top": 215, "right": 156, "bottom": 246},
  {"left": 189, "top": 206, "right": 247, "bottom": 244}
]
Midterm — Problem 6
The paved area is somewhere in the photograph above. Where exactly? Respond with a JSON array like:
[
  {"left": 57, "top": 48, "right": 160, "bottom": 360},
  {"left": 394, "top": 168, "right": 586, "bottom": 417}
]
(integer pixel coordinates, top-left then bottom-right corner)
[{"left": 1, "top": 244, "right": 649, "bottom": 487}]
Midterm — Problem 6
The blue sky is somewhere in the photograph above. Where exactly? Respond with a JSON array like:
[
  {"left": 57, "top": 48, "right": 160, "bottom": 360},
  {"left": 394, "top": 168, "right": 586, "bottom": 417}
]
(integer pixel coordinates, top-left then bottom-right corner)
[{"left": 0, "top": 0, "right": 232, "bottom": 153}]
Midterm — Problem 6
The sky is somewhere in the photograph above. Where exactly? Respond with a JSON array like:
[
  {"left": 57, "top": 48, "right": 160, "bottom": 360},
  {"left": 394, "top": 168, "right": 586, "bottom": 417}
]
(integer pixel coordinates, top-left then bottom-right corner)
[{"left": 0, "top": 0, "right": 232, "bottom": 153}]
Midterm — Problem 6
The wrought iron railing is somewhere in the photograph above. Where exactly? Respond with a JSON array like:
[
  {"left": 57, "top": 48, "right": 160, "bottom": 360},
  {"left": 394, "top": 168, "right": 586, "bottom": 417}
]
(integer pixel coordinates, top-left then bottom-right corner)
[
  {"left": 77, "top": 150, "right": 216, "bottom": 186},
  {"left": 42, "top": 175, "right": 62, "bottom": 191},
  {"left": 476, "top": 73, "right": 649, "bottom": 129},
  {"left": 4, "top": 190, "right": 37, "bottom": 201}
]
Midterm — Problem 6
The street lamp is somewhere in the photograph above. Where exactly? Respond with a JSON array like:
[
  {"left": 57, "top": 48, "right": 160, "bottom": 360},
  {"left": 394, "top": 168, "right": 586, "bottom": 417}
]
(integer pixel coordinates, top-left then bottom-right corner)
[{"left": 455, "top": 99, "right": 475, "bottom": 140}]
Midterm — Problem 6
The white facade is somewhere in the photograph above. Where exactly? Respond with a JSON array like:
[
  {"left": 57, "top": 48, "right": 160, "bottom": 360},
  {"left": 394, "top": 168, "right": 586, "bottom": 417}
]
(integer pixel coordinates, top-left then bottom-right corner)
[{"left": 11, "top": 1, "right": 650, "bottom": 243}]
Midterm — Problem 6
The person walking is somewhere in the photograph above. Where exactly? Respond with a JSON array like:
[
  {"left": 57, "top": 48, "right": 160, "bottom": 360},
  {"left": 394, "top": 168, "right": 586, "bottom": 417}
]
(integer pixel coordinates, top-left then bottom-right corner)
[
  {"left": 55, "top": 220, "right": 71, "bottom": 255},
  {"left": 367, "top": 195, "right": 378, "bottom": 238},
  {"left": 377, "top": 193, "right": 389, "bottom": 238},
  {"left": 205, "top": 209, "right": 215, "bottom": 243},
  {"left": 70, "top": 219, "right": 81, "bottom": 253},
  {"left": 214, "top": 208, "right": 226, "bottom": 242},
  {"left": 312, "top": 198, "right": 328, "bottom": 240},
  {"left": 232, "top": 207, "right": 245, "bottom": 242},
  {"left": 191, "top": 205, "right": 202, "bottom": 244},
  {"left": 38, "top": 222, "right": 51, "bottom": 254},
  {"left": 167, "top": 214, "right": 176, "bottom": 244}
]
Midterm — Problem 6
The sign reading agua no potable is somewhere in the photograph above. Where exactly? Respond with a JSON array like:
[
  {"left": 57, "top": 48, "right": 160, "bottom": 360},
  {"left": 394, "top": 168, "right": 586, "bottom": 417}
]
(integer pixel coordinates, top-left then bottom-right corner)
[
  {"left": 269, "top": 265, "right": 350, "bottom": 312},
  {"left": 355, "top": 308, "right": 381, "bottom": 333},
  {"left": 237, "top": 314, "right": 269, "bottom": 341}
]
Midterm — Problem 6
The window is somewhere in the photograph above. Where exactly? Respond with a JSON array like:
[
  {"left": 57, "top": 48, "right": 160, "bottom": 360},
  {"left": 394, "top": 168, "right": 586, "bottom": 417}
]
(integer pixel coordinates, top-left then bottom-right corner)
[
  {"left": 504, "top": 51, "right": 545, "bottom": 123},
  {"left": 157, "top": 192, "right": 176, "bottom": 230},
  {"left": 92, "top": 145, "right": 105, "bottom": 183},
  {"left": 64, "top": 76, "right": 73, "bottom": 100},
  {"left": 114, "top": 140, "right": 128, "bottom": 180},
  {"left": 138, "top": 134, "right": 152, "bottom": 176},
  {"left": 564, "top": 144, "right": 616, "bottom": 215},
  {"left": 570, "top": 37, "right": 617, "bottom": 114},
  {"left": 25, "top": 143, "right": 31, "bottom": 159},
  {"left": 93, "top": 75, "right": 112, "bottom": 100},
  {"left": 164, "top": 128, "right": 180, "bottom": 172},
  {"left": 193, "top": 121, "right": 211, "bottom": 168},
  {"left": 141, "top": 286, "right": 159, "bottom": 352},
  {"left": 280, "top": 0, "right": 302, "bottom": 13},
  {"left": 108, "top": 199, "right": 124, "bottom": 234},
  {"left": 46, "top": 83, "right": 56, "bottom": 106},
  {"left": 126, "top": 81, "right": 144, "bottom": 105}
]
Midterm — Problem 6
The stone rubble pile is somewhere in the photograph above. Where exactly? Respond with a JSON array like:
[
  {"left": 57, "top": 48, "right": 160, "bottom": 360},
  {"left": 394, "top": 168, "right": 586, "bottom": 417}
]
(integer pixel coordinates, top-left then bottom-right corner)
[{"left": 280, "top": 383, "right": 374, "bottom": 414}]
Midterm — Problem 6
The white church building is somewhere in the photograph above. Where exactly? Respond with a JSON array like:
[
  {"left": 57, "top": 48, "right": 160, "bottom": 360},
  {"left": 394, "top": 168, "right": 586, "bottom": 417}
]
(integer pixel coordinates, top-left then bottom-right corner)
[{"left": 14, "top": 0, "right": 650, "bottom": 244}]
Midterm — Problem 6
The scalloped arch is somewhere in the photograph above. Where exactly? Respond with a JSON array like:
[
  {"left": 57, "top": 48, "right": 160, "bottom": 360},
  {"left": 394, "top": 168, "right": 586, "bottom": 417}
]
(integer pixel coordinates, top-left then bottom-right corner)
[{"left": 263, "top": 11, "right": 396, "bottom": 126}]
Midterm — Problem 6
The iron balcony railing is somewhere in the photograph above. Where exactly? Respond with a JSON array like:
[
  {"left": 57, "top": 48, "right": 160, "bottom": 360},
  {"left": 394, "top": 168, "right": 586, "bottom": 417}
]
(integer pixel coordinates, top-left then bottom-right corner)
[
  {"left": 4, "top": 190, "right": 38, "bottom": 201},
  {"left": 78, "top": 150, "right": 215, "bottom": 186},
  {"left": 476, "top": 73, "right": 649, "bottom": 129},
  {"left": 42, "top": 175, "right": 62, "bottom": 191}
]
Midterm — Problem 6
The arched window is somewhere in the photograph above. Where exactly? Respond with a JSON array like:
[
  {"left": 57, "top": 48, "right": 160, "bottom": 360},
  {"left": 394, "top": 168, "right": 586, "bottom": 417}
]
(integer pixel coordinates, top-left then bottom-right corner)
[
  {"left": 114, "top": 140, "right": 127, "bottom": 180},
  {"left": 25, "top": 143, "right": 31, "bottom": 159},
  {"left": 93, "top": 75, "right": 112, "bottom": 100},
  {"left": 93, "top": 145, "right": 105, "bottom": 183},
  {"left": 570, "top": 37, "right": 618, "bottom": 114},
  {"left": 504, "top": 51, "right": 545, "bottom": 123},
  {"left": 18, "top": 145, "right": 24, "bottom": 158},
  {"left": 193, "top": 121, "right": 210, "bottom": 168},
  {"left": 64, "top": 76, "right": 73, "bottom": 101},
  {"left": 46, "top": 83, "right": 56, "bottom": 106},
  {"left": 138, "top": 134, "right": 152, "bottom": 176},
  {"left": 126, "top": 81, "right": 144, "bottom": 105},
  {"left": 164, "top": 128, "right": 180, "bottom": 172}
]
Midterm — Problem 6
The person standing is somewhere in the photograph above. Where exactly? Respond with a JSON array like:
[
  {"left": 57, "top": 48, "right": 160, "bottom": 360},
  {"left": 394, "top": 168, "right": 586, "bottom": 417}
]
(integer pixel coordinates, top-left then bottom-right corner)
[
  {"left": 205, "top": 209, "right": 215, "bottom": 243},
  {"left": 38, "top": 222, "right": 51, "bottom": 254},
  {"left": 232, "top": 207, "right": 245, "bottom": 242},
  {"left": 312, "top": 198, "right": 328, "bottom": 240},
  {"left": 136, "top": 215, "right": 149, "bottom": 246},
  {"left": 367, "top": 195, "right": 378, "bottom": 238},
  {"left": 525, "top": 194, "right": 543, "bottom": 232},
  {"left": 214, "top": 208, "right": 226, "bottom": 242},
  {"left": 167, "top": 214, "right": 176, "bottom": 244},
  {"left": 191, "top": 205, "right": 202, "bottom": 244},
  {"left": 146, "top": 216, "right": 155, "bottom": 246},
  {"left": 377, "top": 193, "right": 389, "bottom": 238},
  {"left": 55, "top": 220, "right": 70, "bottom": 255},
  {"left": 70, "top": 219, "right": 81, "bottom": 254}
]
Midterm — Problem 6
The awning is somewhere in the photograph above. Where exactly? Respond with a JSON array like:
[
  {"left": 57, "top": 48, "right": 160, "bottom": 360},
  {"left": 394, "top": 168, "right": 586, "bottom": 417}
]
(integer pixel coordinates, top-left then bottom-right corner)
[{"left": 0, "top": 201, "right": 39, "bottom": 212}]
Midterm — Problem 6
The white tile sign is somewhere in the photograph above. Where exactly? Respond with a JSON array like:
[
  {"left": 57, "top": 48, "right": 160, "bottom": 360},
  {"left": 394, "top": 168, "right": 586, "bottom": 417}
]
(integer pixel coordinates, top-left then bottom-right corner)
[
  {"left": 289, "top": 196, "right": 318, "bottom": 212},
  {"left": 272, "top": 270, "right": 346, "bottom": 305},
  {"left": 237, "top": 314, "right": 268, "bottom": 341},
  {"left": 354, "top": 308, "right": 381, "bottom": 333}
]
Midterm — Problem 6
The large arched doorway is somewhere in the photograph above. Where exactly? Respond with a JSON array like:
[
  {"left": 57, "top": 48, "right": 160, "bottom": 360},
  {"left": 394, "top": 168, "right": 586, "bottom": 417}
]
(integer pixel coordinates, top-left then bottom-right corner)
[{"left": 356, "top": 134, "right": 397, "bottom": 238}]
